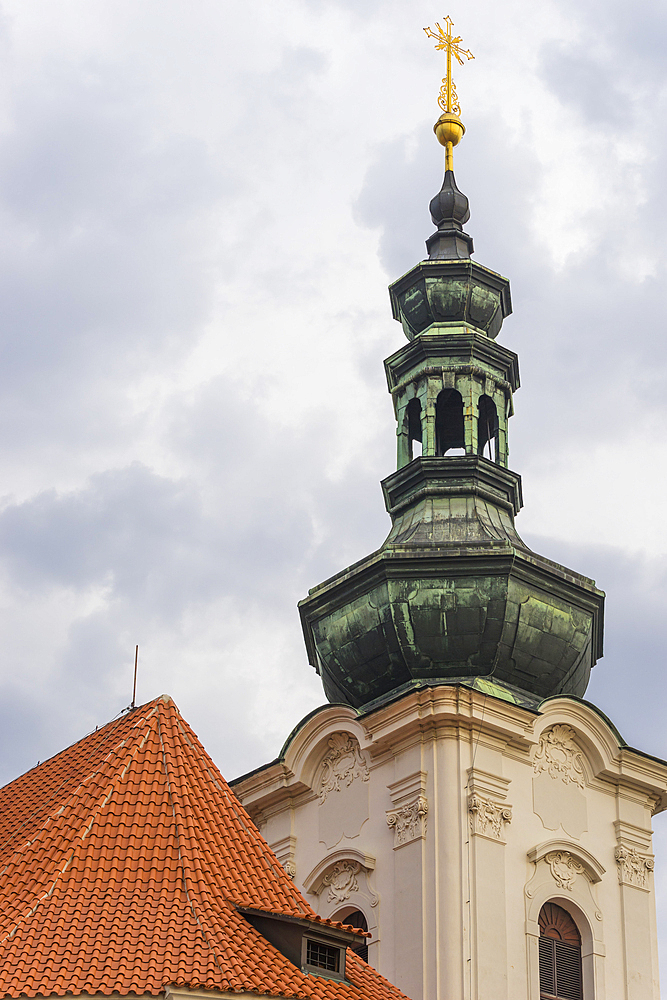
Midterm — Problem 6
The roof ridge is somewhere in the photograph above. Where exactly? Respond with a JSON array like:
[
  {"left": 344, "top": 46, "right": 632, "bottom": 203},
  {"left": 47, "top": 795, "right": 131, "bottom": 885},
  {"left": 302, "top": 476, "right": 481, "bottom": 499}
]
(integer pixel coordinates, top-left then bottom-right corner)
[
  {"left": 172, "top": 705, "right": 317, "bottom": 917},
  {"left": 154, "top": 701, "right": 227, "bottom": 978}
]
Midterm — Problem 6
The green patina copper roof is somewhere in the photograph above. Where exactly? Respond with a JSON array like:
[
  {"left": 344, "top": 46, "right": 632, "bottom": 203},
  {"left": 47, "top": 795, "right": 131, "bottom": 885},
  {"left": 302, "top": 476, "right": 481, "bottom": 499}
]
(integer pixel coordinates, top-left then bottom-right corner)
[{"left": 298, "top": 163, "right": 605, "bottom": 711}]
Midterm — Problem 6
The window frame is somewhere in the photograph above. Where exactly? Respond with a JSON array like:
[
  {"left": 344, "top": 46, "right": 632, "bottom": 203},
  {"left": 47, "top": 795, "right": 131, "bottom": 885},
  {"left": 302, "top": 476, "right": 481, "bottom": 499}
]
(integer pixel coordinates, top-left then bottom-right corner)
[{"left": 302, "top": 932, "right": 347, "bottom": 981}]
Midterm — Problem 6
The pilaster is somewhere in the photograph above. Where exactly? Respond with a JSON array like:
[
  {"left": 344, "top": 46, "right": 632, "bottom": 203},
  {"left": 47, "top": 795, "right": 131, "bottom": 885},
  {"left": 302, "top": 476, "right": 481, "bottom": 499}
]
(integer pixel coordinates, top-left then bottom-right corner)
[
  {"left": 614, "top": 820, "right": 659, "bottom": 1000},
  {"left": 385, "top": 770, "right": 429, "bottom": 1000},
  {"left": 466, "top": 768, "right": 511, "bottom": 1000}
]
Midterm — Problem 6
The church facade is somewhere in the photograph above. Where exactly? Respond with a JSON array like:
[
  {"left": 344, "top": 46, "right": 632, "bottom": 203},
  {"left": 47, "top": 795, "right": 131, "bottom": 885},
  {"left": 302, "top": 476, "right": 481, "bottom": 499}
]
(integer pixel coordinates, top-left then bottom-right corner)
[
  {"left": 232, "top": 43, "right": 667, "bottom": 1000},
  {"left": 233, "top": 679, "right": 667, "bottom": 999}
]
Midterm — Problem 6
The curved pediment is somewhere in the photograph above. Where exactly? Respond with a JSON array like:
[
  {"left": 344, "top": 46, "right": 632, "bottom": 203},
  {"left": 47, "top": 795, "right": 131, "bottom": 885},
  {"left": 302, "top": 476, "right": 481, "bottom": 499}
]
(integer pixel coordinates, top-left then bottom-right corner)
[
  {"left": 303, "top": 849, "right": 377, "bottom": 896},
  {"left": 527, "top": 839, "right": 606, "bottom": 884},
  {"left": 536, "top": 698, "right": 624, "bottom": 778},
  {"left": 279, "top": 705, "right": 369, "bottom": 789}
]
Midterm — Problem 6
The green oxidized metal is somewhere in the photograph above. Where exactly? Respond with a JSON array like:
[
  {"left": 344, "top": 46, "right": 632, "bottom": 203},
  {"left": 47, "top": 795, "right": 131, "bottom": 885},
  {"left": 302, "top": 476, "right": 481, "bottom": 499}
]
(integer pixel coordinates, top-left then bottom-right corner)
[
  {"left": 298, "top": 168, "right": 604, "bottom": 711},
  {"left": 390, "top": 259, "right": 511, "bottom": 341}
]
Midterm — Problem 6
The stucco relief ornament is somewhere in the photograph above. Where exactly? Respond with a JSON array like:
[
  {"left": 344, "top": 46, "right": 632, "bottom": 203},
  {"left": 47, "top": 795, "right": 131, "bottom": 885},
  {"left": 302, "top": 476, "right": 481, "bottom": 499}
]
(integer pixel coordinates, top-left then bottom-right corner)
[
  {"left": 322, "top": 861, "right": 361, "bottom": 904},
  {"left": 386, "top": 796, "right": 428, "bottom": 846},
  {"left": 615, "top": 845, "right": 654, "bottom": 888},
  {"left": 468, "top": 794, "right": 512, "bottom": 839},
  {"left": 533, "top": 725, "right": 586, "bottom": 788},
  {"left": 318, "top": 733, "right": 369, "bottom": 802},
  {"left": 282, "top": 860, "right": 297, "bottom": 880},
  {"left": 545, "top": 851, "right": 585, "bottom": 891}
]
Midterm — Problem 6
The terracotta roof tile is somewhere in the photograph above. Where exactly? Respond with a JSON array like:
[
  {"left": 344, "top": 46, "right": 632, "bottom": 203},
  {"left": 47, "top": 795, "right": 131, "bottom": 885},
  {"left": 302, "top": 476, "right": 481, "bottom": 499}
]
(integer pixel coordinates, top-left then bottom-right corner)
[{"left": 0, "top": 695, "right": 407, "bottom": 1000}]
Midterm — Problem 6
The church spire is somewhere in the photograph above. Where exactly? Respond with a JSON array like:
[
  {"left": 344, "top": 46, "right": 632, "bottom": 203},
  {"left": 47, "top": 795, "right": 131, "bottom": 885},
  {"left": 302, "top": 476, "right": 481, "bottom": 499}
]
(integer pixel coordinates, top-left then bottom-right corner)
[{"left": 298, "top": 24, "right": 604, "bottom": 711}]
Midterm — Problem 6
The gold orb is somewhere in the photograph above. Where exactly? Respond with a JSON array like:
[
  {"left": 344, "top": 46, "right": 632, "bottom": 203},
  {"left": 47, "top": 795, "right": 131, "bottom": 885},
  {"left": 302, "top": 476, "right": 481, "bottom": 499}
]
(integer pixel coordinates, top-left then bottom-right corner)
[{"left": 433, "top": 113, "right": 465, "bottom": 147}]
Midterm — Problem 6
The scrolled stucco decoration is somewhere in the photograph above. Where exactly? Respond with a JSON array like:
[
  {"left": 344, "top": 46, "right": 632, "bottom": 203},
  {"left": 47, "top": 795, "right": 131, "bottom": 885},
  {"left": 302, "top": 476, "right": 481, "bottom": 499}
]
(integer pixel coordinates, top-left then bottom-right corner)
[
  {"left": 545, "top": 850, "right": 585, "bottom": 891},
  {"left": 533, "top": 724, "right": 586, "bottom": 788},
  {"left": 322, "top": 860, "right": 361, "bottom": 903},
  {"left": 615, "top": 845, "right": 654, "bottom": 889},
  {"left": 318, "top": 732, "right": 369, "bottom": 803},
  {"left": 282, "top": 860, "right": 296, "bottom": 879},
  {"left": 468, "top": 793, "right": 512, "bottom": 840},
  {"left": 386, "top": 796, "right": 428, "bottom": 847}
]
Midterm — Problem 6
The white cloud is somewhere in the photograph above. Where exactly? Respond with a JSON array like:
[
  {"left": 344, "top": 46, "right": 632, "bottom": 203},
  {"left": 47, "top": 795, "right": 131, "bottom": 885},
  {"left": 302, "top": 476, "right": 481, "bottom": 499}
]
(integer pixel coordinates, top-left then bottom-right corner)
[{"left": 0, "top": 0, "right": 666, "bottom": 979}]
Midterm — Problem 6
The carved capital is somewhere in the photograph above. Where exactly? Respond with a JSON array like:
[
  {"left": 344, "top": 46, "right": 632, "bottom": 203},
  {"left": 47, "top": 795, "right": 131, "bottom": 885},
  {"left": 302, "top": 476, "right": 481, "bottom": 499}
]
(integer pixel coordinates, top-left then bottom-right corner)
[
  {"left": 386, "top": 795, "right": 428, "bottom": 848},
  {"left": 545, "top": 850, "right": 585, "bottom": 891},
  {"left": 468, "top": 793, "right": 512, "bottom": 841},
  {"left": 318, "top": 732, "right": 369, "bottom": 802},
  {"left": 533, "top": 724, "right": 586, "bottom": 788},
  {"left": 615, "top": 845, "right": 654, "bottom": 889}
]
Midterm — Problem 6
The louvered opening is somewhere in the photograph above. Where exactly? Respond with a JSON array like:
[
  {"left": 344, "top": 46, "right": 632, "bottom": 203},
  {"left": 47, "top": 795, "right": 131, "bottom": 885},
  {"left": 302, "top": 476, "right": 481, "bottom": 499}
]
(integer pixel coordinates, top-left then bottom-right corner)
[
  {"left": 539, "top": 937, "right": 556, "bottom": 996},
  {"left": 554, "top": 941, "right": 583, "bottom": 1000},
  {"left": 344, "top": 909, "right": 369, "bottom": 963},
  {"left": 539, "top": 903, "right": 583, "bottom": 1000}
]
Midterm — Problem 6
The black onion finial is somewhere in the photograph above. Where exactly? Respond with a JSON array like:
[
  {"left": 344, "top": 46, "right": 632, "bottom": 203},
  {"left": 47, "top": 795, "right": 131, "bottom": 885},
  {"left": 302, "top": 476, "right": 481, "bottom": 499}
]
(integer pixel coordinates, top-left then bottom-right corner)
[{"left": 426, "top": 170, "right": 474, "bottom": 260}]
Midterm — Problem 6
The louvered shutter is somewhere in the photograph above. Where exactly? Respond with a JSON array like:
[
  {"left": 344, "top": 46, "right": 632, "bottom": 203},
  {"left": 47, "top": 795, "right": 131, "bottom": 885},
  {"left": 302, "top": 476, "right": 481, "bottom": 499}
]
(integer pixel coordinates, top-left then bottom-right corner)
[
  {"left": 554, "top": 940, "right": 582, "bottom": 999},
  {"left": 539, "top": 936, "right": 582, "bottom": 1000},
  {"left": 539, "top": 936, "right": 556, "bottom": 996}
]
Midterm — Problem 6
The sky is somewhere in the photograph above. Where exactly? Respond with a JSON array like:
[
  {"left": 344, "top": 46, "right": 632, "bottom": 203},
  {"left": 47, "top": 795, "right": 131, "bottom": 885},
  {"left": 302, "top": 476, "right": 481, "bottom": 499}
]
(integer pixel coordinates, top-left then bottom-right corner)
[{"left": 0, "top": 0, "right": 666, "bottom": 974}]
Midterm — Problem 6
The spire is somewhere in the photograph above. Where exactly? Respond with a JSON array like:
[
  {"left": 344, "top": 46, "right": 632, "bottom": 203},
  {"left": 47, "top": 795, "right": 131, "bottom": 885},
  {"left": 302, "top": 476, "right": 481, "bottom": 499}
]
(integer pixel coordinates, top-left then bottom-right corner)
[{"left": 423, "top": 17, "right": 475, "bottom": 257}]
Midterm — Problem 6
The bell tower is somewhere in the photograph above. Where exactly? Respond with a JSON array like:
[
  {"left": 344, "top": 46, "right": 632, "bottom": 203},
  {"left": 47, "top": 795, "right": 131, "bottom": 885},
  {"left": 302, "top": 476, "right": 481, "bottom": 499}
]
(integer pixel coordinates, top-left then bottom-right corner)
[
  {"left": 298, "top": 23, "right": 604, "bottom": 715},
  {"left": 233, "top": 21, "right": 667, "bottom": 1000}
]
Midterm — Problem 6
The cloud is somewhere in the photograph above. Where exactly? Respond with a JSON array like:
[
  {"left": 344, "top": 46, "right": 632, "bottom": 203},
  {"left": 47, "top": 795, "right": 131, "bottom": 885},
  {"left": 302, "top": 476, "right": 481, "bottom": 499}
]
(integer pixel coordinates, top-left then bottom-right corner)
[{"left": 0, "top": 0, "right": 666, "bottom": 975}]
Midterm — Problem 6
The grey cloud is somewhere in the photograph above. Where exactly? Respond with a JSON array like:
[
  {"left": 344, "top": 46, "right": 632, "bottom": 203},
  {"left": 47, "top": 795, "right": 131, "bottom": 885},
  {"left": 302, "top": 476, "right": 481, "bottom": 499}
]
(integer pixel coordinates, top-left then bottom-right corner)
[
  {"left": 0, "top": 2, "right": 666, "bottom": 972},
  {"left": 0, "top": 464, "right": 206, "bottom": 602},
  {"left": 0, "top": 58, "right": 229, "bottom": 465},
  {"left": 524, "top": 532, "right": 667, "bottom": 760}
]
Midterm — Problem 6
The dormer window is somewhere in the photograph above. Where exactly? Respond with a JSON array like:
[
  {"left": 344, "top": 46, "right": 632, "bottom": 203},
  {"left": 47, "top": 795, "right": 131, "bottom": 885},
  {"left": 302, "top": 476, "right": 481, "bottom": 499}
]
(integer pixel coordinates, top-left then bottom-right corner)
[
  {"left": 239, "top": 907, "right": 362, "bottom": 983},
  {"left": 304, "top": 936, "right": 344, "bottom": 977}
]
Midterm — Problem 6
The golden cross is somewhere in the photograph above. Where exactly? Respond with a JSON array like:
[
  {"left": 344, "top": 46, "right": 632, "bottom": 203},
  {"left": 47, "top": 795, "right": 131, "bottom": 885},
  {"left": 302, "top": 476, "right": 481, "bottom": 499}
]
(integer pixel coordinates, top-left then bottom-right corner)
[{"left": 424, "top": 16, "right": 474, "bottom": 115}]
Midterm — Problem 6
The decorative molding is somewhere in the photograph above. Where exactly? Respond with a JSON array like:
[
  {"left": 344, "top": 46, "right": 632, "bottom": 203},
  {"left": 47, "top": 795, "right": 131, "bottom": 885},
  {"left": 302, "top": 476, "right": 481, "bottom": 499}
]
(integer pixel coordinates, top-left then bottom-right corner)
[
  {"left": 387, "top": 770, "right": 427, "bottom": 807},
  {"left": 386, "top": 795, "right": 428, "bottom": 848},
  {"left": 533, "top": 724, "right": 586, "bottom": 788},
  {"left": 613, "top": 820, "right": 654, "bottom": 890},
  {"left": 318, "top": 732, "right": 369, "bottom": 803},
  {"left": 468, "top": 793, "right": 512, "bottom": 840},
  {"left": 615, "top": 845, "right": 654, "bottom": 890},
  {"left": 269, "top": 834, "right": 297, "bottom": 880},
  {"left": 466, "top": 766, "right": 511, "bottom": 802},
  {"left": 544, "top": 850, "right": 585, "bottom": 891},
  {"left": 613, "top": 819, "right": 653, "bottom": 853},
  {"left": 527, "top": 840, "right": 605, "bottom": 884},
  {"left": 303, "top": 850, "right": 378, "bottom": 908},
  {"left": 321, "top": 860, "right": 361, "bottom": 904}
]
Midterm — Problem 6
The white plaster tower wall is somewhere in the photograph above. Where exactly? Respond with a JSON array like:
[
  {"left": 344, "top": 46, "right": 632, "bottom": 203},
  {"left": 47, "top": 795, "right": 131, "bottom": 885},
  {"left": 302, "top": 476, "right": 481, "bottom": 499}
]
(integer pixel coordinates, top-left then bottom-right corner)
[{"left": 232, "top": 685, "right": 667, "bottom": 1000}]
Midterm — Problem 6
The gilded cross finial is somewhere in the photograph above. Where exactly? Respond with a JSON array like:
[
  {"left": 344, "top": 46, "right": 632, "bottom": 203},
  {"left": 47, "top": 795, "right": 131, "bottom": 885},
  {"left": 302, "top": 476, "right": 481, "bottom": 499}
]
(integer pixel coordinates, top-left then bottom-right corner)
[
  {"left": 424, "top": 16, "right": 474, "bottom": 115},
  {"left": 424, "top": 16, "right": 474, "bottom": 170}
]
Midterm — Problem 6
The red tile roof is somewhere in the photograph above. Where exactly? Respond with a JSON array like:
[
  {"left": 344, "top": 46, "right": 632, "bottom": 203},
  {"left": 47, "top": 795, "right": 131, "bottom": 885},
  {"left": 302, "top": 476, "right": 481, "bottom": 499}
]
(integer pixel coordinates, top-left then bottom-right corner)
[{"left": 0, "top": 695, "right": 406, "bottom": 1000}]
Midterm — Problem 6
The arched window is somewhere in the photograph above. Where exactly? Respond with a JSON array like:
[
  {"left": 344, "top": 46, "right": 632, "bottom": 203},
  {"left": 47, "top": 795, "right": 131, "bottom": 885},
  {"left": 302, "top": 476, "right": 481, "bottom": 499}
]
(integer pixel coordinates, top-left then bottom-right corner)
[
  {"left": 406, "top": 397, "right": 422, "bottom": 459},
  {"left": 538, "top": 902, "right": 583, "bottom": 1000},
  {"left": 343, "top": 909, "right": 369, "bottom": 962},
  {"left": 477, "top": 395, "right": 499, "bottom": 462},
  {"left": 331, "top": 907, "right": 369, "bottom": 963},
  {"left": 435, "top": 389, "right": 464, "bottom": 456}
]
